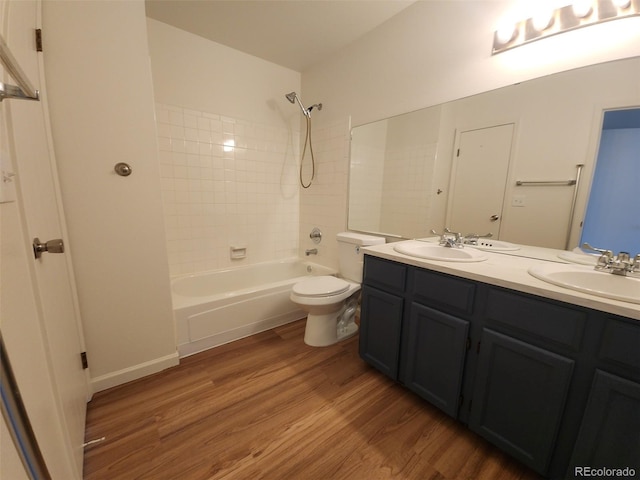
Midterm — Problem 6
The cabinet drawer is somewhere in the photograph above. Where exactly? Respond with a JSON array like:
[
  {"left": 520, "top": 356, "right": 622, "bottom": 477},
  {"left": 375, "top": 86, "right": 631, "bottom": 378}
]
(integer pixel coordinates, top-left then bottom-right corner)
[
  {"left": 412, "top": 268, "right": 476, "bottom": 317},
  {"left": 598, "top": 317, "right": 640, "bottom": 375},
  {"left": 363, "top": 255, "right": 407, "bottom": 294},
  {"left": 484, "top": 288, "right": 586, "bottom": 351}
]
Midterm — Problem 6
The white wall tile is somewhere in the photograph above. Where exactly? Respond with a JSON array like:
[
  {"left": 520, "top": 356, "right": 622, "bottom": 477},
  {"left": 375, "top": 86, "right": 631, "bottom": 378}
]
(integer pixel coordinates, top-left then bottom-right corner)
[{"left": 157, "top": 103, "right": 300, "bottom": 275}]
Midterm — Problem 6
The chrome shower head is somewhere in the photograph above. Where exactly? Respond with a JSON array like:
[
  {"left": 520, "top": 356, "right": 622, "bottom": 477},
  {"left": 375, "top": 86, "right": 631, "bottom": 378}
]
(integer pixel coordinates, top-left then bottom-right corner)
[
  {"left": 285, "top": 92, "right": 297, "bottom": 104},
  {"left": 285, "top": 91, "right": 322, "bottom": 118}
]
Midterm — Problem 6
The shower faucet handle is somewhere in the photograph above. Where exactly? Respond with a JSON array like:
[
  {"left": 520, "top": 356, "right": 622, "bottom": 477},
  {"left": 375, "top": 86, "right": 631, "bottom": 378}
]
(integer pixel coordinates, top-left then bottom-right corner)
[{"left": 309, "top": 227, "right": 322, "bottom": 244}]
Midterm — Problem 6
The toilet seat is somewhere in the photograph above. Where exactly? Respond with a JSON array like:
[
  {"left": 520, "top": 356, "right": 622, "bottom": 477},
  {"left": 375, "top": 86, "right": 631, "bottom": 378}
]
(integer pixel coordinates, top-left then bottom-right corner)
[{"left": 292, "top": 276, "right": 350, "bottom": 297}]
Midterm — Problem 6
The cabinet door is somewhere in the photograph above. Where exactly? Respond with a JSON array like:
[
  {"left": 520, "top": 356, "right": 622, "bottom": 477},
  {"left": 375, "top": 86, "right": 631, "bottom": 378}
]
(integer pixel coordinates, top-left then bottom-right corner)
[
  {"left": 359, "top": 285, "right": 404, "bottom": 380},
  {"left": 568, "top": 370, "right": 640, "bottom": 477},
  {"left": 402, "top": 304, "right": 469, "bottom": 418},
  {"left": 469, "top": 329, "right": 574, "bottom": 475}
]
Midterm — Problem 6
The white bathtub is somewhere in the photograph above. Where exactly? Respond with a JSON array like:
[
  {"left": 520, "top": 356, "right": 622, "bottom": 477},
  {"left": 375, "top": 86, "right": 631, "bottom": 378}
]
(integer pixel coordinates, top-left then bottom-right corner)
[{"left": 172, "top": 258, "right": 336, "bottom": 357}]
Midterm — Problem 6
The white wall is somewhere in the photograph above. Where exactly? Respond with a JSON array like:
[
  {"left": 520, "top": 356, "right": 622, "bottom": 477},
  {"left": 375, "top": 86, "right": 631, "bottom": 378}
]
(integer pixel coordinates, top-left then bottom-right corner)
[
  {"left": 147, "top": 20, "right": 302, "bottom": 275},
  {"left": 42, "top": 0, "right": 177, "bottom": 391},
  {"left": 303, "top": 1, "right": 640, "bottom": 127},
  {"left": 147, "top": 19, "right": 301, "bottom": 126}
]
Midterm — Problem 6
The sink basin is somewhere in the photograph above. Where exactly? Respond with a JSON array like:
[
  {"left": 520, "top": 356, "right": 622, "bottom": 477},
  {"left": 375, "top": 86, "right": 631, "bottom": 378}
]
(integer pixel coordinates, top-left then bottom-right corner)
[
  {"left": 557, "top": 249, "right": 598, "bottom": 266},
  {"left": 528, "top": 263, "right": 640, "bottom": 304},
  {"left": 467, "top": 239, "right": 520, "bottom": 252},
  {"left": 393, "top": 241, "right": 488, "bottom": 262}
]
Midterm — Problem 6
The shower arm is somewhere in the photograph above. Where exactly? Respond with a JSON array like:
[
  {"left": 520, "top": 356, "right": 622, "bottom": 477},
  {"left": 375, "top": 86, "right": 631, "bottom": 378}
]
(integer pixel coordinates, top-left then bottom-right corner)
[{"left": 294, "top": 95, "right": 310, "bottom": 118}]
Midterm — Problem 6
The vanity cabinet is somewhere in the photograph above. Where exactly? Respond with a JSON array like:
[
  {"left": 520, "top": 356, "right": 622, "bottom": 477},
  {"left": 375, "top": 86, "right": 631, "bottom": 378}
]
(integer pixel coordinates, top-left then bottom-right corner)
[
  {"left": 566, "top": 316, "right": 640, "bottom": 478},
  {"left": 470, "top": 288, "right": 585, "bottom": 475},
  {"left": 359, "top": 253, "right": 640, "bottom": 479},
  {"left": 359, "top": 257, "right": 407, "bottom": 380},
  {"left": 468, "top": 329, "right": 574, "bottom": 474},
  {"left": 402, "top": 304, "right": 469, "bottom": 417},
  {"left": 569, "top": 370, "right": 640, "bottom": 475},
  {"left": 401, "top": 268, "right": 475, "bottom": 418},
  {"left": 359, "top": 285, "right": 404, "bottom": 379}
]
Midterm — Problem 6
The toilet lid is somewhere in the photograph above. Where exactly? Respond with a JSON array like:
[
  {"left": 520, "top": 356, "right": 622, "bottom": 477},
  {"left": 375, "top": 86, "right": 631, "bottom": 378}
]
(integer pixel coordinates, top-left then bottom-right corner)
[{"left": 293, "top": 276, "right": 351, "bottom": 297}]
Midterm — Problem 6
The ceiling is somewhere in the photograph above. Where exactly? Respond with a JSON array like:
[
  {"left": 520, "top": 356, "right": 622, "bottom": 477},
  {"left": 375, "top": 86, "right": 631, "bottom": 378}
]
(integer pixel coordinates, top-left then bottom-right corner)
[{"left": 145, "top": 0, "right": 417, "bottom": 72}]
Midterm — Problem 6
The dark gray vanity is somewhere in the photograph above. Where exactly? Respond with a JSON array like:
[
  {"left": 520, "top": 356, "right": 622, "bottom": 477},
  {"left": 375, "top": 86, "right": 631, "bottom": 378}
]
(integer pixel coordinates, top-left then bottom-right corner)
[{"left": 359, "top": 254, "right": 640, "bottom": 479}]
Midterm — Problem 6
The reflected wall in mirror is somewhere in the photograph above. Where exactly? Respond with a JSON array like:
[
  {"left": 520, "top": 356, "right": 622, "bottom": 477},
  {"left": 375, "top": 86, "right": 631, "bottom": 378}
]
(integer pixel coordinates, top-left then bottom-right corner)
[
  {"left": 348, "top": 57, "right": 640, "bottom": 250},
  {"left": 580, "top": 108, "right": 640, "bottom": 255},
  {"left": 350, "top": 106, "right": 441, "bottom": 239}
]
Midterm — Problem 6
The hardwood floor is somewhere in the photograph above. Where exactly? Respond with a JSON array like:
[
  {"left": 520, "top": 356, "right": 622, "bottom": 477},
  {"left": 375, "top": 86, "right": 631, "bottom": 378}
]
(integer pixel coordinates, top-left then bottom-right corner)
[{"left": 83, "top": 320, "right": 541, "bottom": 480}]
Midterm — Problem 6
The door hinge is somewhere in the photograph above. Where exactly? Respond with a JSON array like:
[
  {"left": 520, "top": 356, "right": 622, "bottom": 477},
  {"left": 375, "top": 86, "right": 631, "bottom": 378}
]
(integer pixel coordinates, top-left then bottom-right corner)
[
  {"left": 457, "top": 148, "right": 460, "bottom": 157},
  {"left": 476, "top": 341, "right": 481, "bottom": 354},
  {"left": 81, "top": 351, "right": 88, "bottom": 369},
  {"left": 35, "top": 29, "right": 43, "bottom": 52}
]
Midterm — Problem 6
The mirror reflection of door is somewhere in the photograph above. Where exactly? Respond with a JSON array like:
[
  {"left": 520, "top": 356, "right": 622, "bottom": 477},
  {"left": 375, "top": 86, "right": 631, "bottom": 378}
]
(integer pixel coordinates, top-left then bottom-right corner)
[
  {"left": 580, "top": 108, "right": 640, "bottom": 254},
  {"left": 447, "top": 124, "right": 514, "bottom": 238}
]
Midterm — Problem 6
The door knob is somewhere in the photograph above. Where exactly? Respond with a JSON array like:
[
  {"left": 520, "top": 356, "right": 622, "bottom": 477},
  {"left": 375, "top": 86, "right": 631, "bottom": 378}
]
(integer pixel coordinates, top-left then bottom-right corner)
[
  {"left": 490, "top": 215, "right": 500, "bottom": 222},
  {"left": 33, "top": 237, "right": 64, "bottom": 259}
]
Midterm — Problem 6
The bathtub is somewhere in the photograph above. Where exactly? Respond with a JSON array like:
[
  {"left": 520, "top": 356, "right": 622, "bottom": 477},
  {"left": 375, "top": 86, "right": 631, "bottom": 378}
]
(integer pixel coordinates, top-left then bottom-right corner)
[{"left": 172, "top": 258, "right": 337, "bottom": 357}]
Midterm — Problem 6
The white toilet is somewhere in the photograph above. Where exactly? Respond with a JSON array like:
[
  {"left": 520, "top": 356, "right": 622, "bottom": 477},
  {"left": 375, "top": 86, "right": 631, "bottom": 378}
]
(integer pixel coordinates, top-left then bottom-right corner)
[{"left": 291, "top": 232, "right": 385, "bottom": 347}]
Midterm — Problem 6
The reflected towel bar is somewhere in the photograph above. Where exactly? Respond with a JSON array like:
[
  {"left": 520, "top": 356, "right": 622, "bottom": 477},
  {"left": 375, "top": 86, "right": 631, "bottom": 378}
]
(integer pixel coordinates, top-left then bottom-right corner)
[
  {"left": 0, "top": 33, "right": 40, "bottom": 102},
  {"left": 515, "top": 165, "right": 584, "bottom": 250},
  {"left": 515, "top": 179, "right": 576, "bottom": 186}
]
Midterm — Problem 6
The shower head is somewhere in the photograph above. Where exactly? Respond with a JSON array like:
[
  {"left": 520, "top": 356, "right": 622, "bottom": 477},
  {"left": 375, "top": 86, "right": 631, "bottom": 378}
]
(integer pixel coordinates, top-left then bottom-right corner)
[
  {"left": 285, "top": 91, "right": 322, "bottom": 118},
  {"left": 285, "top": 92, "right": 297, "bottom": 104}
]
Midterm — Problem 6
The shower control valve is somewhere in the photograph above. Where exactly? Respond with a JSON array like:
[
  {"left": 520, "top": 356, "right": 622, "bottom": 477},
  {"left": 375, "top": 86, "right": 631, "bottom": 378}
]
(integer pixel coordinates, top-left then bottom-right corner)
[{"left": 309, "top": 227, "right": 322, "bottom": 244}]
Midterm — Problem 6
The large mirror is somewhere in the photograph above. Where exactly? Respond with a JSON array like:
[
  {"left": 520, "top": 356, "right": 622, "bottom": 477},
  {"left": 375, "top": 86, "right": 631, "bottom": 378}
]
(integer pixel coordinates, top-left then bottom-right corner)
[{"left": 349, "top": 57, "right": 640, "bottom": 253}]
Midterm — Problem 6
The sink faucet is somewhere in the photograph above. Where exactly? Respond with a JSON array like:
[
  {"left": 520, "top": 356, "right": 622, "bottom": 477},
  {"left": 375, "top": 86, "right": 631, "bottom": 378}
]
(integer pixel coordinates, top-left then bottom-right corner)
[
  {"left": 431, "top": 228, "right": 464, "bottom": 248},
  {"left": 305, "top": 248, "right": 318, "bottom": 256},
  {"left": 463, "top": 232, "right": 493, "bottom": 245},
  {"left": 582, "top": 242, "right": 639, "bottom": 277}
]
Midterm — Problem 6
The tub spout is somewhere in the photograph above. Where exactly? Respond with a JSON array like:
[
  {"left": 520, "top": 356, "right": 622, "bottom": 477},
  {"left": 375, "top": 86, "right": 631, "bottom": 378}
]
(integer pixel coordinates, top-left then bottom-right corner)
[{"left": 305, "top": 248, "right": 318, "bottom": 256}]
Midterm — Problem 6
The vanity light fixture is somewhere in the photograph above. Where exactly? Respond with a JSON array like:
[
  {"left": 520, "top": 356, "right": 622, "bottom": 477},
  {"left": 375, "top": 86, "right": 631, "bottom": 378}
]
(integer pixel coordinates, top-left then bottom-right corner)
[{"left": 492, "top": 0, "right": 640, "bottom": 54}]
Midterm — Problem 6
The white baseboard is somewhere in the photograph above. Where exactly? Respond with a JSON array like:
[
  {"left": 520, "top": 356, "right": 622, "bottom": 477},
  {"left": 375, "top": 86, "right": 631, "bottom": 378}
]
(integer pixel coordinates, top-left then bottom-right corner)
[{"left": 90, "top": 352, "right": 180, "bottom": 393}]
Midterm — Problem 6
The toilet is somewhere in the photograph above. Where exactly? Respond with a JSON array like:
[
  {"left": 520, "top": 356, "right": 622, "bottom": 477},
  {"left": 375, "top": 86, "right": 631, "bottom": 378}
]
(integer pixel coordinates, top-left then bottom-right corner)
[{"left": 291, "top": 232, "right": 385, "bottom": 347}]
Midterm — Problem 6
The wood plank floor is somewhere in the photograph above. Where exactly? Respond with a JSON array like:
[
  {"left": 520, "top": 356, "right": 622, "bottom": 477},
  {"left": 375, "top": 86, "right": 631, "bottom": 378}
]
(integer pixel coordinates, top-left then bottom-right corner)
[{"left": 83, "top": 320, "right": 541, "bottom": 480}]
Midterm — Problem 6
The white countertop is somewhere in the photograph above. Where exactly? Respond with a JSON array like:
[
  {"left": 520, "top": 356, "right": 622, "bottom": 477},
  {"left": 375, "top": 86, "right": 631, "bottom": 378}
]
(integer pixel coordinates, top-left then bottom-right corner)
[{"left": 362, "top": 242, "right": 640, "bottom": 321}]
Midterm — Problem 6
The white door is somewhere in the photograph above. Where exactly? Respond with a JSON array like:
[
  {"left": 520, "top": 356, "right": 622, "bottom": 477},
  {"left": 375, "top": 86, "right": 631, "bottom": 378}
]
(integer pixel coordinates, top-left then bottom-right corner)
[
  {"left": 447, "top": 124, "right": 514, "bottom": 237},
  {"left": 1, "top": 0, "right": 88, "bottom": 477}
]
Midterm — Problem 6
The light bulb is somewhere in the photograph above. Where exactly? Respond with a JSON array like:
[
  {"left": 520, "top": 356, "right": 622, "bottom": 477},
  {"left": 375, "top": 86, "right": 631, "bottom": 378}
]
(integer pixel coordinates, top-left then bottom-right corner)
[
  {"left": 612, "top": 0, "right": 631, "bottom": 7},
  {"left": 532, "top": 10, "right": 554, "bottom": 31},
  {"left": 572, "top": 0, "right": 593, "bottom": 18},
  {"left": 496, "top": 24, "right": 517, "bottom": 45}
]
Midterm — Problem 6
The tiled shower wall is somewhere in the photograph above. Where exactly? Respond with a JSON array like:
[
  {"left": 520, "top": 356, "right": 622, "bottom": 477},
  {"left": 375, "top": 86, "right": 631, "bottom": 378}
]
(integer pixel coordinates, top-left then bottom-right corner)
[
  {"left": 298, "top": 117, "right": 352, "bottom": 271},
  {"left": 380, "top": 143, "right": 437, "bottom": 239},
  {"left": 155, "top": 103, "right": 300, "bottom": 276}
]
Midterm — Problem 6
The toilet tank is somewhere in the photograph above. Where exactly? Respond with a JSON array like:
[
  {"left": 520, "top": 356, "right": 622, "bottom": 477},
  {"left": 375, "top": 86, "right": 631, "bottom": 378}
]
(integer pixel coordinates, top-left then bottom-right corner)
[{"left": 337, "top": 232, "right": 385, "bottom": 282}]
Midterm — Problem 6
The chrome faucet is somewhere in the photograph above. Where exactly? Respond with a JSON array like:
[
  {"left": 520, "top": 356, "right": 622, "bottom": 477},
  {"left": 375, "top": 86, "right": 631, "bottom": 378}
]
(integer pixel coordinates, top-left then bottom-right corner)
[
  {"left": 582, "top": 243, "right": 639, "bottom": 277},
  {"left": 431, "top": 228, "right": 464, "bottom": 248},
  {"left": 305, "top": 248, "right": 318, "bottom": 256},
  {"left": 463, "top": 232, "right": 493, "bottom": 245}
]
